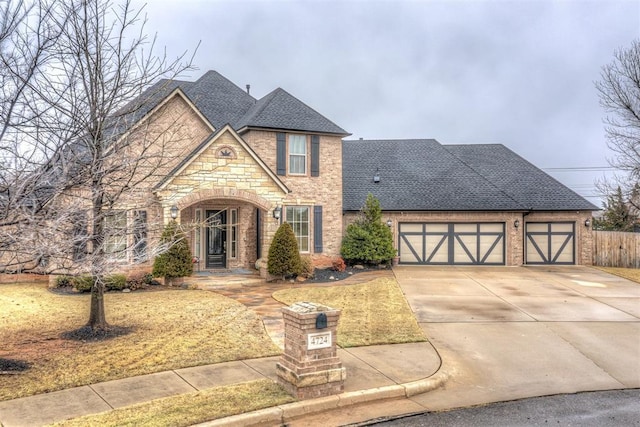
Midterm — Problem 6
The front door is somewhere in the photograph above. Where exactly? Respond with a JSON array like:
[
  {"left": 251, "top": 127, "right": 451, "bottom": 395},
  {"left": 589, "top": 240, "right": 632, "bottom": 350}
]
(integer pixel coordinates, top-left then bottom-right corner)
[{"left": 206, "top": 210, "right": 227, "bottom": 269}]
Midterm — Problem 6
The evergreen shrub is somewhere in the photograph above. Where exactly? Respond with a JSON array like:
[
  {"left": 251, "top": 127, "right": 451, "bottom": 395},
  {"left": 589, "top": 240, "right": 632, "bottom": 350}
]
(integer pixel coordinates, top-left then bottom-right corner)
[
  {"left": 340, "top": 193, "right": 395, "bottom": 265},
  {"left": 267, "top": 222, "right": 302, "bottom": 279},
  {"left": 152, "top": 220, "right": 194, "bottom": 280}
]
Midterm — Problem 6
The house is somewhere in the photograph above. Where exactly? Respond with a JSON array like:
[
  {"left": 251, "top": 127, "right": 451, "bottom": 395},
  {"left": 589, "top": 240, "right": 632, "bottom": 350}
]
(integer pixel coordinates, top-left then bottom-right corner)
[{"left": 22, "top": 70, "right": 597, "bottom": 276}]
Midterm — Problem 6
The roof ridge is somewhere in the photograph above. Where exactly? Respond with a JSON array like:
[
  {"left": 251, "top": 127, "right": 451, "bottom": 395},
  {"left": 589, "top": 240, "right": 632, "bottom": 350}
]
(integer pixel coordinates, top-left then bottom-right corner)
[{"left": 235, "top": 88, "right": 279, "bottom": 127}]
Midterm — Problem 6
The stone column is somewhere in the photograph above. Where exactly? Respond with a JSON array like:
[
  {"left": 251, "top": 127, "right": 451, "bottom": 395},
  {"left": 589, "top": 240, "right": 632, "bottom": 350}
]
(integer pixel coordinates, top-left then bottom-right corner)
[{"left": 276, "top": 302, "right": 346, "bottom": 399}]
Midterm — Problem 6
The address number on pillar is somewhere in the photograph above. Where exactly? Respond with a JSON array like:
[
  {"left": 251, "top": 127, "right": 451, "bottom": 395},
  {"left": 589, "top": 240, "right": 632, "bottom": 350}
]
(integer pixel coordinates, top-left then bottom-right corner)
[{"left": 307, "top": 332, "right": 332, "bottom": 350}]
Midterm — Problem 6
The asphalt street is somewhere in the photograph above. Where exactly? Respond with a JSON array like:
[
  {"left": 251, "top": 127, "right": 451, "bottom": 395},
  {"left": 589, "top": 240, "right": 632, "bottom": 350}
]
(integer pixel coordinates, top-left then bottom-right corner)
[{"left": 360, "top": 389, "right": 640, "bottom": 427}]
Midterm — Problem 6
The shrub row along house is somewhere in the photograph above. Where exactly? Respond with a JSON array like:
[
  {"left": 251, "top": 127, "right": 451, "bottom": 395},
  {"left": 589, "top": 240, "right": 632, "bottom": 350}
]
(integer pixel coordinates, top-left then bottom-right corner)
[{"left": 6, "top": 70, "right": 597, "bottom": 277}]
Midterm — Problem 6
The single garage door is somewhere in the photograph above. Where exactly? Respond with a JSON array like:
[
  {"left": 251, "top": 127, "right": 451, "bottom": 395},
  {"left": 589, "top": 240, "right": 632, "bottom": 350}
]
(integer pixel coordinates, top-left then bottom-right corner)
[
  {"left": 399, "top": 223, "right": 505, "bottom": 265},
  {"left": 525, "top": 222, "right": 575, "bottom": 264}
]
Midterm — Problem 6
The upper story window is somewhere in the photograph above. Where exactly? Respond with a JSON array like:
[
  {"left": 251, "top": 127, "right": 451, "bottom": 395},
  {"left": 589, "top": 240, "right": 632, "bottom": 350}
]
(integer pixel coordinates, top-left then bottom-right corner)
[
  {"left": 288, "top": 135, "right": 307, "bottom": 175},
  {"left": 277, "top": 133, "right": 320, "bottom": 177}
]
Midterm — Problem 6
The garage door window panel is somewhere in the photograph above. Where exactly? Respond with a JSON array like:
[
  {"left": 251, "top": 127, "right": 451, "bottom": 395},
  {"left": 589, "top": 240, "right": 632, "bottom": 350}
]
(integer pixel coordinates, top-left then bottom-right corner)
[{"left": 400, "top": 234, "right": 423, "bottom": 264}]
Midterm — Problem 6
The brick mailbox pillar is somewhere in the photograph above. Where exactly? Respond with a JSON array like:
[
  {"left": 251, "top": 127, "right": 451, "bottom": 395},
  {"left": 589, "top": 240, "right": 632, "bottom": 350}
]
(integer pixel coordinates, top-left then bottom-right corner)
[{"left": 276, "top": 302, "right": 346, "bottom": 399}]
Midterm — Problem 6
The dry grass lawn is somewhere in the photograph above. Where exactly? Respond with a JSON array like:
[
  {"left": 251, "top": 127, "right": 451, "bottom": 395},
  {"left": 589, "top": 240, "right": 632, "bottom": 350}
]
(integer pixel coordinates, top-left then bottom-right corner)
[
  {"left": 0, "top": 283, "right": 281, "bottom": 401},
  {"left": 273, "top": 277, "right": 425, "bottom": 347},
  {"left": 51, "top": 379, "right": 294, "bottom": 427},
  {"left": 595, "top": 266, "right": 640, "bottom": 283}
]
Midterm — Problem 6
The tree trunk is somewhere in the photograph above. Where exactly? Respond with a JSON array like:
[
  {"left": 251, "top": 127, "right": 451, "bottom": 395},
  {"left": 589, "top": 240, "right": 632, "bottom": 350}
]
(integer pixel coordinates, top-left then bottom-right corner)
[
  {"left": 88, "top": 279, "right": 108, "bottom": 331},
  {"left": 88, "top": 178, "right": 107, "bottom": 331}
]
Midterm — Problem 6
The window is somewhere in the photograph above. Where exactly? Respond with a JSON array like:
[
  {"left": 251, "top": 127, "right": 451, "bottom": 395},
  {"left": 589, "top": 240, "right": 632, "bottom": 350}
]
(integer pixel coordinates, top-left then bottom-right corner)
[
  {"left": 230, "top": 208, "right": 238, "bottom": 258},
  {"left": 72, "top": 212, "right": 88, "bottom": 261},
  {"left": 286, "top": 206, "right": 309, "bottom": 252},
  {"left": 277, "top": 133, "right": 318, "bottom": 176},
  {"left": 288, "top": 134, "right": 307, "bottom": 174},
  {"left": 194, "top": 208, "right": 202, "bottom": 260},
  {"left": 103, "top": 211, "right": 127, "bottom": 260},
  {"left": 133, "top": 211, "right": 147, "bottom": 262}
]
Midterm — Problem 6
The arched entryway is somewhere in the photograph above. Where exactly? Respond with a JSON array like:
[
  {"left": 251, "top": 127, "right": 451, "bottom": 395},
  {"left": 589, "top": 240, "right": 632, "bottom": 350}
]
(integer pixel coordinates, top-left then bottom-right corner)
[{"left": 171, "top": 189, "right": 281, "bottom": 271}]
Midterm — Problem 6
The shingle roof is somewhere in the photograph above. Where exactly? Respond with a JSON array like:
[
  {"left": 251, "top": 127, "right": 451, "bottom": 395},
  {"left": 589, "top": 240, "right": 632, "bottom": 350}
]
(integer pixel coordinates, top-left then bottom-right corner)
[
  {"left": 234, "top": 88, "right": 349, "bottom": 135},
  {"left": 342, "top": 139, "right": 597, "bottom": 212},
  {"left": 444, "top": 144, "right": 598, "bottom": 211},
  {"left": 182, "top": 71, "right": 256, "bottom": 129},
  {"left": 117, "top": 71, "right": 348, "bottom": 136}
]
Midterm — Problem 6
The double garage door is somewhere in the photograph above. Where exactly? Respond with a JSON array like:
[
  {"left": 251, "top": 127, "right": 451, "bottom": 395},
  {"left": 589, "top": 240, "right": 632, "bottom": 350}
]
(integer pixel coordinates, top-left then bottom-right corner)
[
  {"left": 398, "top": 222, "right": 575, "bottom": 265},
  {"left": 399, "top": 223, "right": 505, "bottom": 265}
]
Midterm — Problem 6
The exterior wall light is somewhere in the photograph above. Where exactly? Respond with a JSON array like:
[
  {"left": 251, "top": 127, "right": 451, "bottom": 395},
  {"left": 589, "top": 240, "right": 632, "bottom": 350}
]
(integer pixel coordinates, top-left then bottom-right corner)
[
  {"left": 585, "top": 218, "right": 591, "bottom": 228},
  {"left": 514, "top": 219, "right": 520, "bottom": 229},
  {"left": 273, "top": 206, "right": 282, "bottom": 220},
  {"left": 386, "top": 219, "right": 393, "bottom": 227},
  {"left": 170, "top": 205, "right": 179, "bottom": 219}
]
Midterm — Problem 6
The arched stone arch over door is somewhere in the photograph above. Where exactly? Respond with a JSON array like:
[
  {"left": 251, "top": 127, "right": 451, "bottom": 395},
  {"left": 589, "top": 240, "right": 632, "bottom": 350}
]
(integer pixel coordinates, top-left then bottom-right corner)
[{"left": 176, "top": 188, "right": 274, "bottom": 212}]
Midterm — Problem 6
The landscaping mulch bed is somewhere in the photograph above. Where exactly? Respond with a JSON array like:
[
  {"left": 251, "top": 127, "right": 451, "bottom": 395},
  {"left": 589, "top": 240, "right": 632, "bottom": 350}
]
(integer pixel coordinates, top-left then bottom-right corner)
[
  {"left": 306, "top": 265, "right": 388, "bottom": 283},
  {"left": 60, "top": 325, "right": 135, "bottom": 342},
  {"left": 0, "top": 358, "right": 30, "bottom": 374}
]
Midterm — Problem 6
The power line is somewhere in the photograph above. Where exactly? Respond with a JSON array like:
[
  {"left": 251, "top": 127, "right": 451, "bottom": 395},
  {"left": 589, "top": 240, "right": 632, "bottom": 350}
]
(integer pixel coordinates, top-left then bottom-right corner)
[{"left": 543, "top": 166, "right": 616, "bottom": 172}]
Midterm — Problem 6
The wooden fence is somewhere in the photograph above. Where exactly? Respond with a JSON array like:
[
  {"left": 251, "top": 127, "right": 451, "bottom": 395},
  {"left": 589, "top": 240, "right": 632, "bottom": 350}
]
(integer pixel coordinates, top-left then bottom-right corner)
[{"left": 592, "top": 230, "right": 640, "bottom": 268}]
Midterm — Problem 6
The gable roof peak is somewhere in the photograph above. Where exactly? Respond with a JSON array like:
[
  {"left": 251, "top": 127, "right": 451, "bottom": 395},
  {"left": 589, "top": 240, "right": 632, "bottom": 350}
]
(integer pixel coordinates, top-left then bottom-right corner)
[{"left": 235, "top": 85, "right": 349, "bottom": 135}]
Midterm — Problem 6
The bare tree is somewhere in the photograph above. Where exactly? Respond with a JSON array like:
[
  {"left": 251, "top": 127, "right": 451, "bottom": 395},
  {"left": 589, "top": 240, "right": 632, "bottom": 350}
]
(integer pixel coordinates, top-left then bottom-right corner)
[
  {"left": 0, "top": 0, "right": 198, "bottom": 333},
  {"left": 596, "top": 39, "right": 640, "bottom": 208}
]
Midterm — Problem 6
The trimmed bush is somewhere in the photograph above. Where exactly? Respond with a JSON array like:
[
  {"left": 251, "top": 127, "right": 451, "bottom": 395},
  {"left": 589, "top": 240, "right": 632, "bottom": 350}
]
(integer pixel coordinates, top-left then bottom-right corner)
[
  {"left": 153, "top": 220, "right": 193, "bottom": 280},
  {"left": 341, "top": 194, "right": 395, "bottom": 265},
  {"left": 73, "top": 275, "right": 94, "bottom": 293},
  {"left": 332, "top": 257, "right": 346, "bottom": 272},
  {"left": 126, "top": 271, "right": 153, "bottom": 290},
  {"left": 55, "top": 276, "right": 73, "bottom": 287},
  {"left": 56, "top": 274, "right": 133, "bottom": 292},
  {"left": 299, "top": 255, "right": 314, "bottom": 278},
  {"left": 105, "top": 274, "right": 127, "bottom": 291},
  {"left": 268, "top": 222, "right": 302, "bottom": 279}
]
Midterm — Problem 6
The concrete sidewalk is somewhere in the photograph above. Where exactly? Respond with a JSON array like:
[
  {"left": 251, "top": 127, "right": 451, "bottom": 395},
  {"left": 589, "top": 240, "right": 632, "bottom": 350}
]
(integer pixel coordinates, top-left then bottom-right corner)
[{"left": 0, "top": 342, "right": 444, "bottom": 427}]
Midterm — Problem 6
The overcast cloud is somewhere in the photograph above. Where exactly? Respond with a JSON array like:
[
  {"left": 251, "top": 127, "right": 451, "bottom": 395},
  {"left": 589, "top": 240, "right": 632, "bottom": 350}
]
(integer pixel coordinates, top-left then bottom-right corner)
[{"left": 141, "top": 0, "right": 640, "bottom": 205}]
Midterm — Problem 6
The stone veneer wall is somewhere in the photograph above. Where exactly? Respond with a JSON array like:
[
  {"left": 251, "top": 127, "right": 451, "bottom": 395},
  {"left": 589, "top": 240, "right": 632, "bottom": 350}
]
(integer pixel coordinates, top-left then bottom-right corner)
[{"left": 158, "top": 130, "right": 288, "bottom": 269}]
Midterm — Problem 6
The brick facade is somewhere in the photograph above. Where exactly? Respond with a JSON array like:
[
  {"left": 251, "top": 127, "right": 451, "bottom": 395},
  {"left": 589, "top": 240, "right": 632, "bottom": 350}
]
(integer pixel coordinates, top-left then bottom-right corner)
[
  {"left": 276, "top": 302, "right": 345, "bottom": 399},
  {"left": 243, "top": 130, "right": 344, "bottom": 259}
]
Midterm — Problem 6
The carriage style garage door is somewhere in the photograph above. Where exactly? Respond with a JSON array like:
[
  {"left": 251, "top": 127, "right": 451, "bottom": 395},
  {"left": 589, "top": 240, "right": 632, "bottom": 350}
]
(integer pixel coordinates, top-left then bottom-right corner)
[
  {"left": 525, "top": 222, "right": 575, "bottom": 264},
  {"left": 399, "top": 223, "right": 505, "bottom": 265}
]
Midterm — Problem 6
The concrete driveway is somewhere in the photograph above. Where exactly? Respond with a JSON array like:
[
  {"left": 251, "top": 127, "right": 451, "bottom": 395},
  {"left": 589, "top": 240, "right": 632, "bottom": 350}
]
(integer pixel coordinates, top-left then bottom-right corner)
[{"left": 394, "top": 266, "right": 640, "bottom": 411}]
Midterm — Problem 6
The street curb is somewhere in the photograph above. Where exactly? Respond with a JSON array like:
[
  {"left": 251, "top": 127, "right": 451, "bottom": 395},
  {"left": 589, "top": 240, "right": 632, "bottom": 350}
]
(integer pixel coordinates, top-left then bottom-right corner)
[{"left": 195, "top": 371, "right": 449, "bottom": 427}]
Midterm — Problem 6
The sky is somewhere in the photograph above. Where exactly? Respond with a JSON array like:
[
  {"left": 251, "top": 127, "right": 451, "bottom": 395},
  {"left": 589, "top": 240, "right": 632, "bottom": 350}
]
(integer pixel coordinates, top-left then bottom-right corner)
[{"left": 141, "top": 0, "right": 640, "bottom": 206}]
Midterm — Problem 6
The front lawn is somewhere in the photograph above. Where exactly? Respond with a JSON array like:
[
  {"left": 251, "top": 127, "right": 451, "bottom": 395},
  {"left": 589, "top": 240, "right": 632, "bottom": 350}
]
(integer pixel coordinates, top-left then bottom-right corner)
[
  {"left": 273, "top": 277, "right": 426, "bottom": 347},
  {"left": 0, "top": 283, "right": 281, "bottom": 401}
]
